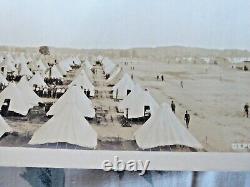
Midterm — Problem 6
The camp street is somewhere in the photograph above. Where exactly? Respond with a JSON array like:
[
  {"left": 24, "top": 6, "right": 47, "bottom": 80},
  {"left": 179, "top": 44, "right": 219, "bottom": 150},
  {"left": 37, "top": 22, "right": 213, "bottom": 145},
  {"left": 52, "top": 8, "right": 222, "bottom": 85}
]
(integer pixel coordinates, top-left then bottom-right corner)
[{"left": 102, "top": 156, "right": 150, "bottom": 176}]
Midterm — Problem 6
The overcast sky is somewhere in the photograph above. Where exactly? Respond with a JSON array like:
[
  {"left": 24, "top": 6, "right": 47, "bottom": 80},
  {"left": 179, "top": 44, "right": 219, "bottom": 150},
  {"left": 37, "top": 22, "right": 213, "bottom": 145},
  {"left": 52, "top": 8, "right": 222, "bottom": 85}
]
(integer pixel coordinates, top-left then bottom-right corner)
[{"left": 0, "top": 0, "right": 249, "bottom": 49}]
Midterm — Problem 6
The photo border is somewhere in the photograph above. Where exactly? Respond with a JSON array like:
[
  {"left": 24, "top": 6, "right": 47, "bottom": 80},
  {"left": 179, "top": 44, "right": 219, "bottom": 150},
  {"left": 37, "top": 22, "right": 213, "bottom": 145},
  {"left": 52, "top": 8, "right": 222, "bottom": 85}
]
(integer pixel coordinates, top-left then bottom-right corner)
[{"left": 0, "top": 147, "right": 249, "bottom": 171}]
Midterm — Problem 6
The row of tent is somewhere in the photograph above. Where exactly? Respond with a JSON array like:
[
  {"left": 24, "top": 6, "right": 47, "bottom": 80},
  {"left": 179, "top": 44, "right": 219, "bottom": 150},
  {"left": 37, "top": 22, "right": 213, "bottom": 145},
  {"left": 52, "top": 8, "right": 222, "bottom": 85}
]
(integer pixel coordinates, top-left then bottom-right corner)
[
  {"left": 0, "top": 53, "right": 83, "bottom": 80},
  {"left": 0, "top": 64, "right": 97, "bottom": 148},
  {"left": 0, "top": 56, "right": 203, "bottom": 150},
  {"left": 110, "top": 69, "right": 203, "bottom": 150}
]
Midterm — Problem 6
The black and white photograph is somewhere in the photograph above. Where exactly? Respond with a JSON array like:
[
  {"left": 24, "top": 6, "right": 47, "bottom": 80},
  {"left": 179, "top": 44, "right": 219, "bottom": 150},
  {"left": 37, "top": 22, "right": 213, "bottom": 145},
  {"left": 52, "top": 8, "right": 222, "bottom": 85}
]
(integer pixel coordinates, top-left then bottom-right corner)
[{"left": 0, "top": 0, "right": 249, "bottom": 173}]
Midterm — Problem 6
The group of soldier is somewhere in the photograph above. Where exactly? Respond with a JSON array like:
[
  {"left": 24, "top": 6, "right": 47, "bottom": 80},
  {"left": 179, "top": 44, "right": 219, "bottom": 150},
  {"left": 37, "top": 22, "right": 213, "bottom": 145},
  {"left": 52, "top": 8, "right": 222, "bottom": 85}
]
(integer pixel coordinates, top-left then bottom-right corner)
[
  {"left": 6, "top": 74, "right": 22, "bottom": 82},
  {"left": 33, "top": 85, "right": 66, "bottom": 99},
  {"left": 44, "top": 77, "right": 63, "bottom": 85}
]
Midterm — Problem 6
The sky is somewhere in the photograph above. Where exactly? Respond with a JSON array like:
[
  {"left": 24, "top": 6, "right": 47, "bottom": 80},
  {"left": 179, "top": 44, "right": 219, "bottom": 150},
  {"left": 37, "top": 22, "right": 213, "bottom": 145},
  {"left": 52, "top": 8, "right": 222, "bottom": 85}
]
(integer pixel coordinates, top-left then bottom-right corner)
[{"left": 0, "top": 0, "right": 249, "bottom": 50}]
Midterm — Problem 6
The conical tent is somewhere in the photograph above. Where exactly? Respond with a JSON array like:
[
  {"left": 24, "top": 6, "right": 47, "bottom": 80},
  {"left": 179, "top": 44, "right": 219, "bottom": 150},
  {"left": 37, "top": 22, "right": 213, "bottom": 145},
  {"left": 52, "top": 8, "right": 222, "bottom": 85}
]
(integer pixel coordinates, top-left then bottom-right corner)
[
  {"left": 19, "top": 62, "right": 33, "bottom": 77},
  {"left": 35, "top": 59, "right": 47, "bottom": 72},
  {"left": 47, "top": 85, "right": 95, "bottom": 118},
  {"left": 0, "top": 82, "right": 32, "bottom": 115},
  {"left": 58, "top": 58, "right": 73, "bottom": 72},
  {"left": 29, "top": 104, "right": 97, "bottom": 148},
  {"left": 134, "top": 103, "right": 203, "bottom": 149},
  {"left": 107, "top": 66, "right": 122, "bottom": 85},
  {"left": 46, "top": 65, "right": 63, "bottom": 79},
  {"left": 84, "top": 59, "right": 93, "bottom": 70},
  {"left": 0, "top": 114, "right": 12, "bottom": 138},
  {"left": 118, "top": 85, "right": 159, "bottom": 118},
  {"left": 17, "top": 77, "right": 42, "bottom": 106},
  {"left": 56, "top": 64, "right": 67, "bottom": 76},
  {"left": 0, "top": 58, "right": 17, "bottom": 75},
  {"left": 69, "top": 71, "right": 95, "bottom": 96},
  {"left": 29, "top": 73, "right": 48, "bottom": 88},
  {"left": 102, "top": 58, "right": 116, "bottom": 75},
  {"left": 81, "top": 64, "right": 93, "bottom": 81},
  {"left": 112, "top": 73, "right": 135, "bottom": 99}
]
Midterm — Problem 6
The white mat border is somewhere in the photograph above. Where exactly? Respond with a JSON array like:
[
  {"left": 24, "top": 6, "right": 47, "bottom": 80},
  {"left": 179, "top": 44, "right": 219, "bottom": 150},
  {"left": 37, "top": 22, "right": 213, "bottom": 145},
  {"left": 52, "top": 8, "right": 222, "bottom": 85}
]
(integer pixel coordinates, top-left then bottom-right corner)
[{"left": 0, "top": 147, "right": 249, "bottom": 171}]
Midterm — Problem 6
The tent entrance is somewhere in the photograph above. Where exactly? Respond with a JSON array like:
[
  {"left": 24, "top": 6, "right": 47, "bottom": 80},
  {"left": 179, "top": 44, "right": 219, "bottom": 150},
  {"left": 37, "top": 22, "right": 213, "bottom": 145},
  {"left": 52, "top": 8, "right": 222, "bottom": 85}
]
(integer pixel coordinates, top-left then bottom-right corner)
[
  {"left": 1, "top": 99, "right": 10, "bottom": 116},
  {"left": 144, "top": 105, "right": 151, "bottom": 117},
  {"left": 126, "top": 89, "right": 131, "bottom": 95}
]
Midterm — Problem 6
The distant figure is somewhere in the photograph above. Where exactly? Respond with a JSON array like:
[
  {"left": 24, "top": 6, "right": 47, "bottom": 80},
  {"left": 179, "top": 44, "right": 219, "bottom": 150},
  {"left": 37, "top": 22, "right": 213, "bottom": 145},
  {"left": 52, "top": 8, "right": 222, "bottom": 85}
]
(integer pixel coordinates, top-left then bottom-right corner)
[
  {"left": 184, "top": 111, "right": 190, "bottom": 128},
  {"left": 171, "top": 101, "right": 176, "bottom": 113},
  {"left": 131, "top": 74, "right": 133, "bottom": 80},
  {"left": 244, "top": 103, "right": 249, "bottom": 118},
  {"left": 161, "top": 75, "right": 164, "bottom": 81},
  {"left": 180, "top": 81, "right": 183, "bottom": 88},
  {"left": 87, "top": 89, "right": 90, "bottom": 98},
  {"left": 157, "top": 75, "right": 159, "bottom": 81}
]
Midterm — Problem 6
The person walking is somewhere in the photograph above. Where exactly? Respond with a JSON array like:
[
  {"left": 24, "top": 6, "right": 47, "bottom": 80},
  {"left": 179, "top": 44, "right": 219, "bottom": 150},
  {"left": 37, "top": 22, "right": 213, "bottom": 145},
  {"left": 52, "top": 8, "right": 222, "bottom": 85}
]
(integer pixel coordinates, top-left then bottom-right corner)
[
  {"left": 180, "top": 81, "right": 183, "bottom": 88},
  {"left": 244, "top": 103, "right": 249, "bottom": 118},
  {"left": 171, "top": 101, "right": 176, "bottom": 113},
  {"left": 184, "top": 111, "right": 190, "bottom": 128}
]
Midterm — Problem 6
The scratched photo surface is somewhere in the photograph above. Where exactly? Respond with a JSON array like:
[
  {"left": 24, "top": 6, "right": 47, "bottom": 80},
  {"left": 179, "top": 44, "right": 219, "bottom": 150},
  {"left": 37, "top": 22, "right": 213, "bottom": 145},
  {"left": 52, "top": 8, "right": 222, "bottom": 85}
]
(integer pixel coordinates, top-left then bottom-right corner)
[{"left": 0, "top": 0, "right": 249, "bottom": 153}]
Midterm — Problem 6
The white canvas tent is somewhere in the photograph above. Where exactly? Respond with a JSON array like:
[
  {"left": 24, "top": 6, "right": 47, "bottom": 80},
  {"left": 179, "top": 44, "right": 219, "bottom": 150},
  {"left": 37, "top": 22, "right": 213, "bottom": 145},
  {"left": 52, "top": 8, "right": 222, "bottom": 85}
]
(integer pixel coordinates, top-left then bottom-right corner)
[
  {"left": 29, "top": 104, "right": 97, "bottom": 148},
  {"left": 0, "top": 58, "right": 18, "bottom": 75},
  {"left": 118, "top": 85, "right": 159, "bottom": 119},
  {"left": 69, "top": 71, "right": 95, "bottom": 96},
  {"left": 35, "top": 59, "right": 47, "bottom": 72},
  {"left": 107, "top": 66, "right": 122, "bottom": 85},
  {"left": 18, "top": 62, "right": 33, "bottom": 77},
  {"left": 0, "top": 83, "right": 32, "bottom": 115},
  {"left": 134, "top": 103, "right": 203, "bottom": 149},
  {"left": 84, "top": 59, "right": 93, "bottom": 70},
  {"left": 71, "top": 57, "right": 82, "bottom": 65},
  {"left": 46, "top": 65, "right": 63, "bottom": 79},
  {"left": 47, "top": 85, "right": 95, "bottom": 118},
  {"left": 102, "top": 58, "right": 116, "bottom": 75},
  {"left": 112, "top": 73, "right": 135, "bottom": 100},
  {"left": 29, "top": 73, "right": 48, "bottom": 88},
  {"left": 0, "top": 115, "right": 12, "bottom": 138},
  {"left": 17, "top": 77, "right": 43, "bottom": 106}
]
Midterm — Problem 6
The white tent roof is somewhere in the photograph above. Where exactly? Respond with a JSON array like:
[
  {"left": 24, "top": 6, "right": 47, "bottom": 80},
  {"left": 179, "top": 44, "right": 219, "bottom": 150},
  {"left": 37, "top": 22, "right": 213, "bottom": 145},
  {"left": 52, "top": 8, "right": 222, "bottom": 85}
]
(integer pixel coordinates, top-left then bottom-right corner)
[
  {"left": 56, "top": 64, "right": 67, "bottom": 76},
  {"left": 118, "top": 84, "right": 159, "bottom": 118},
  {"left": 69, "top": 71, "right": 95, "bottom": 96},
  {"left": 0, "top": 58, "right": 17, "bottom": 74},
  {"left": 35, "top": 59, "right": 47, "bottom": 72},
  {"left": 17, "top": 77, "right": 43, "bottom": 106},
  {"left": 47, "top": 85, "right": 95, "bottom": 118},
  {"left": 80, "top": 66, "right": 93, "bottom": 81},
  {"left": 0, "top": 115, "right": 12, "bottom": 138},
  {"left": 72, "top": 57, "right": 82, "bottom": 65},
  {"left": 102, "top": 58, "right": 116, "bottom": 75},
  {"left": 0, "top": 83, "right": 32, "bottom": 115},
  {"left": 84, "top": 59, "right": 93, "bottom": 70},
  {"left": 112, "top": 73, "right": 135, "bottom": 99},
  {"left": 107, "top": 66, "right": 122, "bottom": 84},
  {"left": 135, "top": 103, "right": 203, "bottom": 149},
  {"left": 58, "top": 58, "right": 73, "bottom": 72},
  {"left": 29, "top": 104, "right": 97, "bottom": 148},
  {"left": 46, "top": 65, "right": 63, "bottom": 79},
  {"left": 19, "top": 62, "right": 33, "bottom": 77},
  {"left": 29, "top": 73, "right": 48, "bottom": 88}
]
